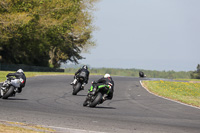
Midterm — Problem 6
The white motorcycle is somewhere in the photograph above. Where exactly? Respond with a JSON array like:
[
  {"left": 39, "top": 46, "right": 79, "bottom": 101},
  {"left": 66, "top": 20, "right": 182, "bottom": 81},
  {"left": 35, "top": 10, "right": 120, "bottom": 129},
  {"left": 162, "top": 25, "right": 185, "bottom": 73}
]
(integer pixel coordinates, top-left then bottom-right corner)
[{"left": 0, "top": 77, "right": 21, "bottom": 99}]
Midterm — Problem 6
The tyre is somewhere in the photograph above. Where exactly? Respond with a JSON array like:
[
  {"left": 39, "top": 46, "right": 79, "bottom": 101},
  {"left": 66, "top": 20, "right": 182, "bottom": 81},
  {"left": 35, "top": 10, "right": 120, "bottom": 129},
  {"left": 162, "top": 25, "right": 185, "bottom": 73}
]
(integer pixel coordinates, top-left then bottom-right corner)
[
  {"left": 2, "top": 86, "right": 15, "bottom": 99},
  {"left": 72, "top": 82, "right": 81, "bottom": 95},
  {"left": 89, "top": 92, "right": 102, "bottom": 108},
  {"left": 83, "top": 99, "right": 88, "bottom": 106}
]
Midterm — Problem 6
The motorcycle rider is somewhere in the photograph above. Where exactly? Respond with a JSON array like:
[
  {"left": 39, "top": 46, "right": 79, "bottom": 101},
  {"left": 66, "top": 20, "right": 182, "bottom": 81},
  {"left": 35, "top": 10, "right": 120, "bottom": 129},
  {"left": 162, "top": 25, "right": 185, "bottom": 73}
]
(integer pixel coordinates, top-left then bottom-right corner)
[
  {"left": 6, "top": 69, "right": 26, "bottom": 93},
  {"left": 139, "top": 71, "right": 146, "bottom": 78},
  {"left": 70, "top": 65, "right": 90, "bottom": 89},
  {"left": 91, "top": 73, "right": 114, "bottom": 102}
]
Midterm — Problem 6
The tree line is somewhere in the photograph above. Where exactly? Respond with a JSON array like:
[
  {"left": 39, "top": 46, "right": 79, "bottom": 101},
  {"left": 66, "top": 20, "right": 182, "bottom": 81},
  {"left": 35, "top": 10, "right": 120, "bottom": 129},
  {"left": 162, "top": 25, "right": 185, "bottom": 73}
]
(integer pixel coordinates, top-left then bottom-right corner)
[
  {"left": 0, "top": 0, "right": 99, "bottom": 68},
  {"left": 191, "top": 64, "right": 200, "bottom": 79},
  {"left": 64, "top": 67, "right": 193, "bottom": 79}
]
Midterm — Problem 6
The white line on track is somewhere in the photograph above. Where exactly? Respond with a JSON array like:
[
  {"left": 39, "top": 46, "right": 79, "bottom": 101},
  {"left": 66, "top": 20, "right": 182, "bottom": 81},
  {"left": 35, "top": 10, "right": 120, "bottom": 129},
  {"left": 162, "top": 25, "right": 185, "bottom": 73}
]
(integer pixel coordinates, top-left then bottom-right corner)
[
  {"left": 47, "top": 125, "right": 107, "bottom": 133},
  {"left": 140, "top": 80, "right": 200, "bottom": 110}
]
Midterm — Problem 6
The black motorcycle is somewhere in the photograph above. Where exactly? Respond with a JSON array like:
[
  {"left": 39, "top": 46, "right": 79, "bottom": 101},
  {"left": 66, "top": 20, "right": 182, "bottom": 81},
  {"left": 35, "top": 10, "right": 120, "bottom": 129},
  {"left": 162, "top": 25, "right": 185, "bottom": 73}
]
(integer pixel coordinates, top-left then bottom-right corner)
[
  {"left": 83, "top": 83, "right": 111, "bottom": 107},
  {"left": 72, "top": 76, "right": 85, "bottom": 95},
  {"left": 0, "top": 77, "right": 19, "bottom": 99},
  {"left": 139, "top": 71, "right": 146, "bottom": 78}
]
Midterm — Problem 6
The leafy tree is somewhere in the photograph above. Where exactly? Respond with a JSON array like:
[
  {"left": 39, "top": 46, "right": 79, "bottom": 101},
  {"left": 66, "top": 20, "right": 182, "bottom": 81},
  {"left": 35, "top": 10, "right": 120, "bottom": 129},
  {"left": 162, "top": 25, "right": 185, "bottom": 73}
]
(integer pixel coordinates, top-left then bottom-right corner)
[
  {"left": 197, "top": 64, "right": 200, "bottom": 73},
  {"left": 191, "top": 64, "right": 200, "bottom": 79},
  {"left": 0, "top": 0, "right": 98, "bottom": 68}
]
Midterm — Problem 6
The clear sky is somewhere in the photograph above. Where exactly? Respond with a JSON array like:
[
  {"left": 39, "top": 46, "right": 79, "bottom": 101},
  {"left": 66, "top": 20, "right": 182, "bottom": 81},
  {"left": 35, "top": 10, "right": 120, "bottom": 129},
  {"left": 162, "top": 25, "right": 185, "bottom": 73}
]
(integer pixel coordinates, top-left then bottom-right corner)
[{"left": 79, "top": 0, "right": 200, "bottom": 71}]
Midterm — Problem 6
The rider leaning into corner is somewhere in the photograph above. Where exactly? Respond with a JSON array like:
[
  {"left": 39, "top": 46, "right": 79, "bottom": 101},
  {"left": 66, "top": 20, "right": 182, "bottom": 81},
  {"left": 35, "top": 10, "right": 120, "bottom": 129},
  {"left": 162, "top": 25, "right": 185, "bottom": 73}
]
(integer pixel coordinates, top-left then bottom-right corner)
[
  {"left": 70, "top": 65, "right": 90, "bottom": 89},
  {"left": 6, "top": 69, "right": 26, "bottom": 94},
  {"left": 91, "top": 73, "right": 114, "bottom": 102}
]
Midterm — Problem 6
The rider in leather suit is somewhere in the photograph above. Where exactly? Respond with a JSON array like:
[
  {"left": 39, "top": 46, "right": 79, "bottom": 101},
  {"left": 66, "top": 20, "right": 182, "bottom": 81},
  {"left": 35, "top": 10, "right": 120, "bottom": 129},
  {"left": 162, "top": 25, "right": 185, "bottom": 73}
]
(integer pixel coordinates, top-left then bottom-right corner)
[
  {"left": 6, "top": 69, "right": 26, "bottom": 93},
  {"left": 91, "top": 73, "right": 114, "bottom": 101},
  {"left": 71, "top": 65, "right": 90, "bottom": 88}
]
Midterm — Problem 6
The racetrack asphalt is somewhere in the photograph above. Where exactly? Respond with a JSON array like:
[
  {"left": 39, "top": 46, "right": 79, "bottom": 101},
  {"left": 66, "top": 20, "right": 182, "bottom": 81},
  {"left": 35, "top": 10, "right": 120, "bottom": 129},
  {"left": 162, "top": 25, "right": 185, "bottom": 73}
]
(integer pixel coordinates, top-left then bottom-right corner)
[{"left": 0, "top": 75, "right": 200, "bottom": 133}]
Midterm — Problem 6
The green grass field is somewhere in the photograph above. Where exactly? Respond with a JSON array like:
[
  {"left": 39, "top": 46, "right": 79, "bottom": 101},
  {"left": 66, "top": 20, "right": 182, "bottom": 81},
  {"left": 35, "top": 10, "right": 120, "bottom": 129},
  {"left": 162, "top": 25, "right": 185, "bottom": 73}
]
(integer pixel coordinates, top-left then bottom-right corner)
[
  {"left": 175, "top": 78, "right": 200, "bottom": 82},
  {"left": 0, "top": 71, "right": 74, "bottom": 82},
  {"left": 0, "top": 71, "right": 104, "bottom": 83},
  {"left": 142, "top": 80, "right": 200, "bottom": 107}
]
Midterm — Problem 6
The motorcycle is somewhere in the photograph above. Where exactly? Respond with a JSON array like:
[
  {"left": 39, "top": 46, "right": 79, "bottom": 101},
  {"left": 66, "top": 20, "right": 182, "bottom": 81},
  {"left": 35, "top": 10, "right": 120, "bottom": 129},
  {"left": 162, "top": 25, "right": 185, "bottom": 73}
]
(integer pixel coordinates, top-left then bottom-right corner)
[
  {"left": 139, "top": 71, "right": 146, "bottom": 78},
  {"left": 72, "top": 76, "right": 85, "bottom": 95},
  {"left": 0, "top": 77, "right": 19, "bottom": 99},
  {"left": 83, "top": 82, "right": 112, "bottom": 107}
]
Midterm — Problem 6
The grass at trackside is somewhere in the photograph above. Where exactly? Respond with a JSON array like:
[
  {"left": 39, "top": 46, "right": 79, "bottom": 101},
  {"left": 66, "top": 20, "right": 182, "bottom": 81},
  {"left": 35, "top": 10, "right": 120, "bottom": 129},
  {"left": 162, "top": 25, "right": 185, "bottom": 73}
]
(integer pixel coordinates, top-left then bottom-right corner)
[
  {"left": 0, "top": 71, "right": 74, "bottom": 82},
  {"left": 142, "top": 80, "right": 200, "bottom": 107},
  {"left": 0, "top": 71, "right": 103, "bottom": 82},
  {"left": 175, "top": 78, "right": 200, "bottom": 82},
  {"left": 0, "top": 124, "right": 38, "bottom": 133},
  {"left": 0, "top": 121, "right": 55, "bottom": 133}
]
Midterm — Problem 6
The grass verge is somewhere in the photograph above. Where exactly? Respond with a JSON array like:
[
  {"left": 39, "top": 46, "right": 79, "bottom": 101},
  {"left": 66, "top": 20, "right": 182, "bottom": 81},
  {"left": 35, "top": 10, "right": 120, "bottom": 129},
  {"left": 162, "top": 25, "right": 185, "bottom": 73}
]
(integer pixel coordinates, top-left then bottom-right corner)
[
  {"left": 0, "top": 121, "right": 55, "bottom": 133},
  {"left": 175, "top": 79, "right": 200, "bottom": 83},
  {"left": 0, "top": 71, "right": 74, "bottom": 82},
  {"left": 0, "top": 71, "right": 103, "bottom": 82},
  {"left": 142, "top": 80, "right": 200, "bottom": 107},
  {"left": 175, "top": 79, "right": 200, "bottom": 81}
]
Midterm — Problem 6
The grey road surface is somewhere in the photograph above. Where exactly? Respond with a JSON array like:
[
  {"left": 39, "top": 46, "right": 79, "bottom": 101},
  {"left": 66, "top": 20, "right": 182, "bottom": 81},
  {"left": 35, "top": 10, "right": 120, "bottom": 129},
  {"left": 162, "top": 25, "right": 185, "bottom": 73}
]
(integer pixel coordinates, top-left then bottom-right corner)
[{"left": 0, "top": 75, "right": 200, "bottom": 133}]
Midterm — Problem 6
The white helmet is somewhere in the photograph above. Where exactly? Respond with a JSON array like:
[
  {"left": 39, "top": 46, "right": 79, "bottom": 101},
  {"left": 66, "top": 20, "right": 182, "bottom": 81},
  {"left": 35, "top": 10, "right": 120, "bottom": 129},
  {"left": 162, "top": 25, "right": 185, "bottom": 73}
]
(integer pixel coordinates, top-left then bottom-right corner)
[
  {"left": 17, "top": 69, "right": 24, "bottom": 73},
  {"left": 104, "top": 73, "right": 111, "bottom": 78},
  {"left": 82, "top": 65, "right": 88, "bottom": 70}
]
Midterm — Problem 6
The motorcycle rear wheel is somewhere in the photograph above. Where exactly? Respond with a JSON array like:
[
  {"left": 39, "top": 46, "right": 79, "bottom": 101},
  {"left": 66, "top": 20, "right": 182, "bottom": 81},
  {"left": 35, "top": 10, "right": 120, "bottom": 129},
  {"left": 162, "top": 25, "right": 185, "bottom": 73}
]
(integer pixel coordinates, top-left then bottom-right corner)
[{"left": 83, "top": 99, "right": 88, "bottom": 106}]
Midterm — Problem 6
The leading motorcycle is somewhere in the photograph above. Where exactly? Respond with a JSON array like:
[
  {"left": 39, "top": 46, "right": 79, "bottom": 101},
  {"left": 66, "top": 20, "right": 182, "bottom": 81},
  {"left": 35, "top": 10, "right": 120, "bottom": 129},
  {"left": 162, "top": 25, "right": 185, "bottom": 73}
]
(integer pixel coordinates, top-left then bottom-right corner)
[{"left": 72, "top": 76, "right": 85, "bottom": 95}]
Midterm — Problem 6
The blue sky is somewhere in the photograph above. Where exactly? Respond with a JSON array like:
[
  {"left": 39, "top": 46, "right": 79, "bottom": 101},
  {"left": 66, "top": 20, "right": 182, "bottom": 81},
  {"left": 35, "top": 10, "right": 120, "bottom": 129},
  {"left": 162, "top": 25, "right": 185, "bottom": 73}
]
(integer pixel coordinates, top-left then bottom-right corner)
[{"left": 78, "top": 0, "right": 200, "bottom": 71}]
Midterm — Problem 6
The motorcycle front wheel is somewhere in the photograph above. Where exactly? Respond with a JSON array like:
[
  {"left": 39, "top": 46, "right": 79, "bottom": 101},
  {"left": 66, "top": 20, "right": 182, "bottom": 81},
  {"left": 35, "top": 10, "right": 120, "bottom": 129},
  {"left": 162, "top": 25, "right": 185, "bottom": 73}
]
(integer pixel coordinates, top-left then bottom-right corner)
[{"left": 2, "top": 86, "right": 15, "bottom": 99}]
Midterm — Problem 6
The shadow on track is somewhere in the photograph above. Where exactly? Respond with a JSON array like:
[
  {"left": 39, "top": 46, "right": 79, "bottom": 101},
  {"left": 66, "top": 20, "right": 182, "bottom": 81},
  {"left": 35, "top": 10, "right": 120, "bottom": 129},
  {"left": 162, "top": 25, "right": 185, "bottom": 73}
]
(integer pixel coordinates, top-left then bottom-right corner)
[
  {"left": 92, "top": 106, "right": 116, "bottom": 110},
  {"left": 74, "top": 94, "right": 87, "bottom": 97},
  {"left": 4, "top": 98, "right": 28, "bottom": 101}
]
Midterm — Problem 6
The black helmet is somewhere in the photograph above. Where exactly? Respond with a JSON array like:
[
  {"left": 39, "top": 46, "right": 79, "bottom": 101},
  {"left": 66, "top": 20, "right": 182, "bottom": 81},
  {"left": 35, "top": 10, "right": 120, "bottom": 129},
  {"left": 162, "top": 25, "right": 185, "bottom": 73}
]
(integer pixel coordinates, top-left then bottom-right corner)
[{"left": 82, "top": 65, "right": 88, "bottom": 70}]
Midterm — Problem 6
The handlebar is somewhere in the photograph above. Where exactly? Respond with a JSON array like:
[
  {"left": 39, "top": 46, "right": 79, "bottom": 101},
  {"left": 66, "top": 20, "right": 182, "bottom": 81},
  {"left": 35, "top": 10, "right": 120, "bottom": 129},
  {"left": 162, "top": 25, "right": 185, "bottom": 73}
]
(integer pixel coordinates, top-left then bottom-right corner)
[{"left": 6, "top": 76, "right": 15, "bottom": 81}]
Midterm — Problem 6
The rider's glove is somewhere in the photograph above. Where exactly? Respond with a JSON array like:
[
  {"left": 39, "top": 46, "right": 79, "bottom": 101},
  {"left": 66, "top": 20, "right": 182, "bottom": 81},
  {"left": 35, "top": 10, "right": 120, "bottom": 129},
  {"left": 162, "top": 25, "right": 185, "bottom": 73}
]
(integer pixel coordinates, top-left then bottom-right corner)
[
  {"left": 108, "top": 83, "right": 112, "bottom": 89},
  {"left": 92, "top": 81, "right": 96, "bottom": 84}
]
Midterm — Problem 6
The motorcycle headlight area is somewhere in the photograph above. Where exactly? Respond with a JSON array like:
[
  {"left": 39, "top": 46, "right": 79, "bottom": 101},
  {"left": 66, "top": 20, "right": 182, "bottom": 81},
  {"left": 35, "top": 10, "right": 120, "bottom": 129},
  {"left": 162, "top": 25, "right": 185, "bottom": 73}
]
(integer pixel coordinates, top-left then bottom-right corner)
[{"left": 3, "top": 82, "right": 9, "bottom": 87}]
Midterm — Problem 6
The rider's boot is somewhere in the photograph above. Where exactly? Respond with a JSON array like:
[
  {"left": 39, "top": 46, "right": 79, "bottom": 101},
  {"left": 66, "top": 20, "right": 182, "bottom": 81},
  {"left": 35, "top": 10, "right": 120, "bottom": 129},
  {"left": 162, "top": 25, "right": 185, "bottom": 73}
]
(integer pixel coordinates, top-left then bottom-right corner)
[
  {"left": 0, "top": 87, "right": 5, "bottom": 98},
  {"left": 70, "top": 79, "right": 77, "bottom": 85},
  {"left": 99, "top": 95, "right": 107, "bottom": 104},
  {"left": 17, "top": 87, "right": 22, "bottom": 93},
  {"left": 81, "top": 83, "right": 86, "bottom": 90}
]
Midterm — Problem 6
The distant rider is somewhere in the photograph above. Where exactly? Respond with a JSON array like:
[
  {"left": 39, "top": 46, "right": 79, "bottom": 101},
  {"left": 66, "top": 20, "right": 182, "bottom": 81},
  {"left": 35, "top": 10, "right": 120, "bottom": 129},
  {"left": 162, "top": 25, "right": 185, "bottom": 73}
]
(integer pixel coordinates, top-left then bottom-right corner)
[
  {"left": 91, "top": 73, "right": 114, "bottom": 102},
  {"left": 139, "top": 71, "right": 146, "bottom": 78},
  {"left": 6, "top": 69, "right": 26, "bottom": 93},
  {"left": 71, "top": 65, "right": 90, "bottom": 89}
]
